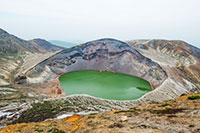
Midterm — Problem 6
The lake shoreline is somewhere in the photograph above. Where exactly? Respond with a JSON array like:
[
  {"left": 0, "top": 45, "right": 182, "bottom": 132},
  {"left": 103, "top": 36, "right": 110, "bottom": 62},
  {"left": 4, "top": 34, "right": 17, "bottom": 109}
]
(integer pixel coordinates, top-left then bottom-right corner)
[{"left": 59, "top": 70, "right": 152, "bottom": 100}]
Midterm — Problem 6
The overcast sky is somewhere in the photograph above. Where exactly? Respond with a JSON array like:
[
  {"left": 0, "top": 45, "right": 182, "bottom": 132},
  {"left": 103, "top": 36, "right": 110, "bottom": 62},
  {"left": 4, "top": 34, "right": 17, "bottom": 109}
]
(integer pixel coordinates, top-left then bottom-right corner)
[{"left": 0, "top": 0, "right": 200, "bottom": 48}]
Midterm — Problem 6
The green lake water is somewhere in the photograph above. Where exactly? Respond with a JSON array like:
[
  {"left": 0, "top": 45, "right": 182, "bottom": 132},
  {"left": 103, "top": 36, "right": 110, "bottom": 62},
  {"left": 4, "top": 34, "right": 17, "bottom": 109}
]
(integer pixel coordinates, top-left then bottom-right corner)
[{"left": 59, "top": 70, "right": 151, "bottom": 100}]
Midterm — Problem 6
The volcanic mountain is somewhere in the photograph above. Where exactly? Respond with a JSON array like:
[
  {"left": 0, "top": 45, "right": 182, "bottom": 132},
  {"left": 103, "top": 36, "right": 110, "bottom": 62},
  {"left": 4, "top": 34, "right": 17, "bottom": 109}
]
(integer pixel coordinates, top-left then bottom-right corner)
[
  {"left": 13, "top": 38, "right": 200, "bottom": 117},
  {"left": 0, "top": 29, "right": 199, "bottom": 130},
  {"left": 18, "top": 38, "right": 167, "bottom": 88}
]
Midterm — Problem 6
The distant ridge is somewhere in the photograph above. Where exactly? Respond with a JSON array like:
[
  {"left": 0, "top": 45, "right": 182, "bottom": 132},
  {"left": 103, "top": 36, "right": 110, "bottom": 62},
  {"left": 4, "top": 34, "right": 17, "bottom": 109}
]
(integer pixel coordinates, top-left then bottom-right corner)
[
  {"left": 0, "top": 28, "right": 63, "bottom": 55},
  {"left": 29, "top": 39, "right": 64, "bottom": 53}
]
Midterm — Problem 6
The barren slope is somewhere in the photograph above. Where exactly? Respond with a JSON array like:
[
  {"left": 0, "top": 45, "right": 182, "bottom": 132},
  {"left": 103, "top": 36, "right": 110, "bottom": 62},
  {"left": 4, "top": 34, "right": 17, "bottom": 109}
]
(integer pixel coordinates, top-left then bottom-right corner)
[{"left": 1, "top": 94, "right": 200, "bottom": 133}]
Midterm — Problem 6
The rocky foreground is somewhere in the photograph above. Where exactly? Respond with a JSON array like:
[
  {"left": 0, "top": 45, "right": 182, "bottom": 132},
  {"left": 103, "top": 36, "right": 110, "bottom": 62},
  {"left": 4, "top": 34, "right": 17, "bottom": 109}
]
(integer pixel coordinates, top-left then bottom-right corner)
[{"left": 1, "top": 94, "right": 200, "bottom": 133}]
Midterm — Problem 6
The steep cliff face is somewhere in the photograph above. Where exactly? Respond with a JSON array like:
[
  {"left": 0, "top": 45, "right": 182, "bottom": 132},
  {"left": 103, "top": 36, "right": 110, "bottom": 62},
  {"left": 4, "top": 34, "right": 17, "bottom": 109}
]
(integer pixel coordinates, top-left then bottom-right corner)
[
  {"left": 19, "top": 38, "right": 167, "bottom": 89},
  {"left": 127, "top": 39, "right": 200, "bottom": 93}
]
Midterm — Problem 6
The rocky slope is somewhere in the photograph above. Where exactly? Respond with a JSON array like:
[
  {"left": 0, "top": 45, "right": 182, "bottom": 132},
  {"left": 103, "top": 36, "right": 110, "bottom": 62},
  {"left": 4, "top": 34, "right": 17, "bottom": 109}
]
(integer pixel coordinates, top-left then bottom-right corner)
[
  {"left": 127, "top": 39, "right": 200, "bottom": 93},
  {"left": 0, "top": 28, "right": 63, "bottom": 54},
  {"left": 1, "top": 94, "right": 200, "bottom": 133},
  {"left": 0, "top": 29, "right": 39, "bottom": 55},
  {"left": 29, "top": 39, "right": 63, "bottom": 53},
  {"left": 0, "top": 28, "right": 63, "bottom": 86}
]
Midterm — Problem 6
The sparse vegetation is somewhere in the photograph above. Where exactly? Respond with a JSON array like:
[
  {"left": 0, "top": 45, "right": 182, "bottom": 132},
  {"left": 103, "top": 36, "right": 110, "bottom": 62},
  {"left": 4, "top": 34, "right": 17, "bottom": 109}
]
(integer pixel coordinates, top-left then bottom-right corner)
[
  {"left": 159, "top": 103, "right": 170, "bottom": 107},
  {"left": 15, "top": 101, "right": 59, "bottom": 123},
  {"left": 150, "top": 108, "right": 185, "bottom": 114},
  {"left": 88, "top": 115, "right": 96, "bottom": 119},
  {"left": 14, "top": 99, "right": 74, "bottom": 123},
  {"left": 108, "top": 123, "right": 123, "bottom": 128},
  {"left": 114, "top": 108, "right": 141, "bottom": 115},
  {"left": 48, "top": 128, "right": 65, "bottom": 133},
  {"left": 34, "top": 128, "right": 44, "bottom": 132},
  {"left": 188, "top": 95, "right": 200, "bottom": 100}
]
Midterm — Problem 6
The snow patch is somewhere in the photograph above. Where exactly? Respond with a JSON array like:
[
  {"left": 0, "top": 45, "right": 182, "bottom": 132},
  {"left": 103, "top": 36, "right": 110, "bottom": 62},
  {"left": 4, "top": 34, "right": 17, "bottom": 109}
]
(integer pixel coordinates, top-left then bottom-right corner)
[{"left": 56, "top": 111, "right": 98, "bottom": 119}]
